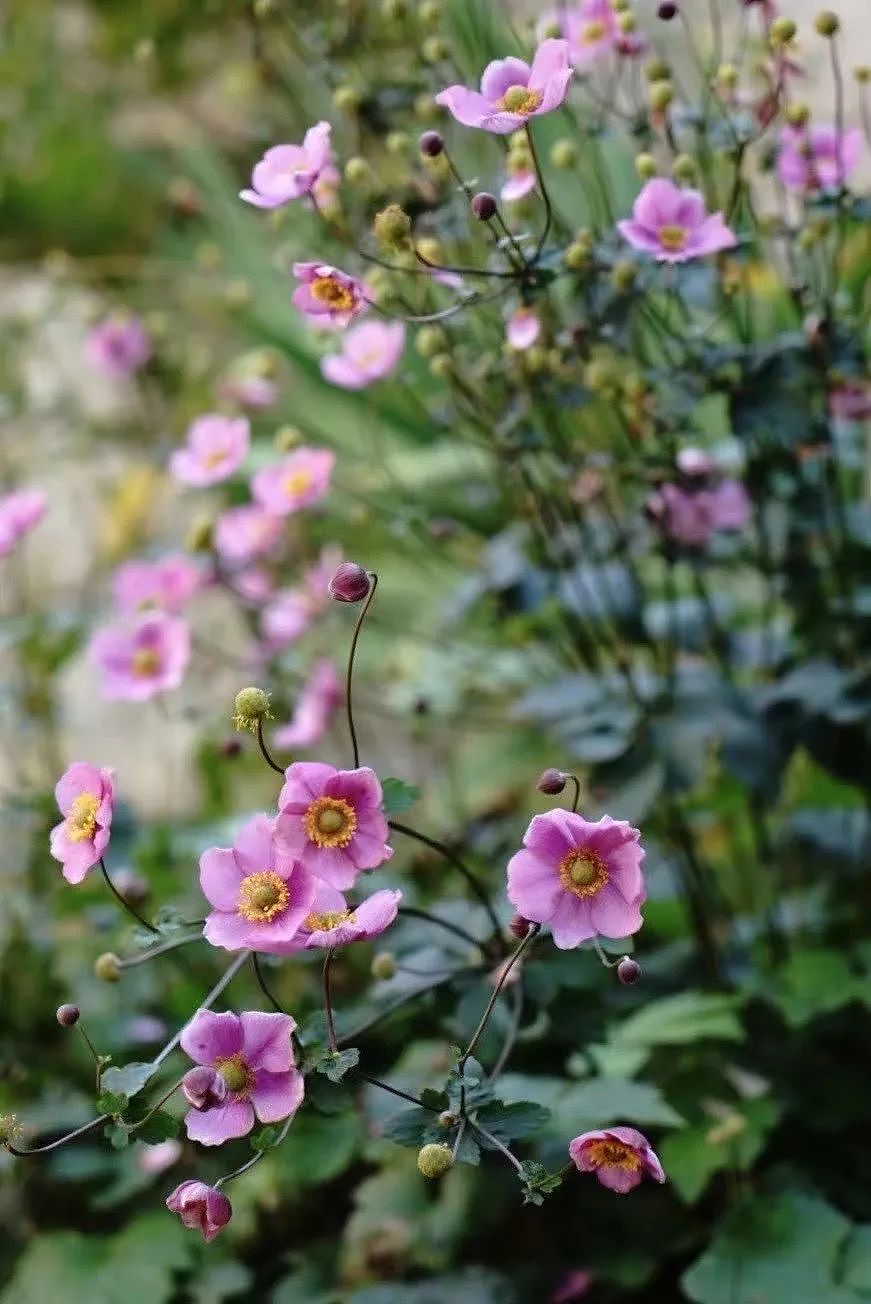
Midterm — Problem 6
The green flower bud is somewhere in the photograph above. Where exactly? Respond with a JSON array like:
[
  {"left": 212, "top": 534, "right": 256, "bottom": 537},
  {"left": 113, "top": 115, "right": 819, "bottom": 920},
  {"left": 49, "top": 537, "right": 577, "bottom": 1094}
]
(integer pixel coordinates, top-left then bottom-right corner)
[
  {"left": 550, "top": 139, "right": 578, "bottom": 169},
  {"left": 274, "top": 424, "right": 302, "bottom": 451},
  {"left": 564, "top": 238, "right": 593, "bottom": 270},
  {"left": 673, "top": 153, "right": 697, "bottom": 183},
  {"left": 770, "top": 17, "right": 797, "bottom": 45},
  {"left": 415, "top": 236, "right": 443, "bottom": 264},
  {"left": 95, "top": 952, "right": 122, "bottom": 983},
  {"left": 716, "top": 62, "right": 739, "bottom": 88},
  {"left": 646, "top": 58, "right": 671, "bottom": 82},
  {"left": 417, "top": 1142, "right": 454, "bottom": 1177},
  {"left": 414, "top": 92, "right": 438, "bottom": 119},
  {"left": 232, "top": 686, "right": 273, "bottom": 734},
  {"left": 333, "top": 85, "right": 361, "bottom": 113},
  {"left": 611, "top": 260, "right": 638, "bottom": 292},
  {"left": 416, "top": 325, "right": 447, "bottom": 357},
  {"left": 618, "top": 11, "right": 636, "bottom": 33},
  {"left": 419, "top": 0, "right": 441, "bottom": 28},
  {"left": 649, "top": 80, "right": 674, "bottom": 111},
  {"left": 185, "top": 513, "right": 214, "bottom": 553},
  {"left": 635, "top": 152, "right": 657, "bottom": 179},
  {"left": 373, "top": 203, "right": 412, "bottom": 250},
  {"left": 539, "top": 18, "right": 562, "bottom": 38},
  {"left": 429, "top": 352, "right": 453, "bottom": 379},
  {"left": 814, "top": 11, "right": 839, "bottom": 37},
  {"left": 855, "top": 66, "right": 871, "bottom": 84},
  {"left": 386, "top": 130, "right": 410, "bottom": 155},
  {"left": 786, "top": 102, "right": 810, "bottom": 127},
  {"left": 422, "top": 35, "right": 449, "bottom": 62},
  {"left": 344, "top": 156, "right": 371, "bottom": 187},
  {"left": 371, "top": 951, "right": 397, "bottom": 980}
]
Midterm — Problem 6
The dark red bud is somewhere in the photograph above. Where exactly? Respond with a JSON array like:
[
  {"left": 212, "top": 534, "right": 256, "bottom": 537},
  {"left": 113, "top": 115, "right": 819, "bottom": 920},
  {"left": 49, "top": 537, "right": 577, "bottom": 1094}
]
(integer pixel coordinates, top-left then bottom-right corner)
[
  {"left": 471, "top": 191, "right": 497, "bottom": 221},
  {"left": 617, "top": 956, "right": 642, "bottom": 985},
  {"left": 328, "top": 561, "right": 371, "bottom": 603},
  {"left": 509, "top": 914, "right": 531, "bottom": 939},
  {"left": 56, "top": 1004, "right": 80, "bottom": 1027},
  {"left": 182, "top": 1065, "right": 228, "bottom": 1110},
  {"left": 658, "top": 2, "right": 678, "bottom": 17},
  {"left": 537, "top": 767, "right": 567, "bottom": 795},
  {"left": 419, "top": 130, "right": 444, "bottom": 157}
]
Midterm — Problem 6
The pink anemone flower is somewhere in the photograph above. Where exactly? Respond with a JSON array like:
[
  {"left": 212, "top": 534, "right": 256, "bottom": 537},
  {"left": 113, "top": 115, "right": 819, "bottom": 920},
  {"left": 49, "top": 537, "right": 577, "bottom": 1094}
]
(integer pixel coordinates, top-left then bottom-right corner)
[
  {"left": 0, "top": 488, "right": 47, "bottom": 557},
  {"left": 250, "top": 447, "right": 335, "bottom": 517},
  {"left": 166, "top": 1181, "right": 232, "bottom": 1242},
  {"left": 89, "top": 612, "right": 190, "bottom": 701},
  {"left": 507, "top": 810, "right": 645, "bottom": 949},
  {"left": 617, "top": 179, "right": 736, "bottom": 263},
  {"left": 274, "top": 660, "right": 343, "bottom": 749},
  {"left": 507, "top": 307, "right": 541, "bottom": 351},
  {"left": 85, "top": 315, "right": 151, "bottom": 377},
  {"left": 282, "top": 882, "right": 402, "bottom": 950},
  {"left": 321, "top": 321, "right": 405, "bottom": 389},
  {"left": 240, "top": 121, "right": 332, "bottom": 209},
  {"left": 276, "top": 762, "right": 393, "bottom": 889},
  {"left": 169, "top": 415, "right": 250, "bottom": 487},
  {"left": 569, "top": 1127, "right": 665, "bottom": 1194},
  {"left": 179, "top": 1009, "right": 303, "bottom": 1145},
  {"left": 49, "top": 763, "right": 114, "bottom": 884},
  {"left": 435, "top": 39, "right": 572, "bottom": 135},
  {"left": 777, "top": 124, "right": 862, "bottom": 192},
  {"left": 649, "top": 478, "right": 750, "bottom": 547},
  {"left": 292, "top": 262, "right": 370, "bottom": 329},
  {"left": 200, "top": 813, "right": 316, "bottom": 953},
  {"left": 214, "top": 505, "right": 284, "bottom": 566},
  {"left": 501, "top": 160, "right": 537, "bottom": 203},
  {"left": 112, "top": 554, "right": 202, "bottom": 615}
]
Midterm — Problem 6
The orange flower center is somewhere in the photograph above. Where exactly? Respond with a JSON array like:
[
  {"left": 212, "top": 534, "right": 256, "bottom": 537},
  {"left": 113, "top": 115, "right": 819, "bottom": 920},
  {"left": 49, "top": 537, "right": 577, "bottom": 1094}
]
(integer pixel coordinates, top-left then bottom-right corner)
[
  {"left": 304, "top": 909, "right": 353, "bottom": 931},
  {"left": 303, "top": 796, "right": 357, "bottom": 849},
  {"left": 283, "top": 468, "right": 313, "bottom": 497},
  {"left": 237, "top": 870, "right": 290, "bottom": 922},
  {"left": 658, "top": 224, "right": 688, "bottom": 251},
  {"left": 581, "top": 19, "right": 607, "bottom": 42},
  {"left": 585, "top": 1138, "right": 641, "bottom": 1170},
  {"left": 559, "top": 847, "right": 609, "bottom": 898},
  {"left": 215, "top": 1054, "right": 254, "bottom": 1096},
  {"left": 202, "top": 447, "right": 228, "bottom": 469},
  {"left": 499, "top": 85, "right": 543, "bottom": 115},
  {"left": 66, "top": 793, "right": 100, "bottom": 844},
  {"left": 131, "top": 648, "right": 161, "bottom": 678},
  {"left": 311, "top": 275, "right": 355, "bottom": 311}
]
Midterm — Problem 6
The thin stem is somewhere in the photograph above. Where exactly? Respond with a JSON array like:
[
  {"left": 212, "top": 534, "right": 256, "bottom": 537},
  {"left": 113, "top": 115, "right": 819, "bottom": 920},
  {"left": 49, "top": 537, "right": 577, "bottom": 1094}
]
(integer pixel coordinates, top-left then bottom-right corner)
[
  {"left": 525, "top": 125, "right": 553, "bottom": 260},
  {"left": 470, "top": 1119, "right": 524, "bottom": 1174},
  {"left": 356, "top": 1073, "right": 436, "bottom": 1110},
  {"left": 125, "top": 1079, "right": 183, "bottom": 1134},
  {"left": 397, "top": 904, "right": 486, "bottom": 951},
  {"left": 389, "top": 820, "right": 501, "bottom": 939},
  {"left": 459, "top": 925, "right": 539, "bottom": 1072},
  {"left": 256, "top": 718, "right": 284, "bottom": 775},
  {"left": 323, "top": 949, "right": 338, "bottom": 1053},
  {"left": 100, "top": 859, "right": 158, "bottom": 934},
  {"left": 215, "top": 1115, "right": 294, "bottom": 1189},
  {"left": 338, "top": 967, "right": 476, "bottom": 1045},
  {"left": 592, "top": 937, "right": 618, "bottom": 969},
  {"left": 251, "top": 952, "right": 287, "bottom": 1014},
  {"left": 118, "top": 933, "right": 205, "bottom": 968},
  {"left": 488, "top": 979, "right": 524, "bottom": 1083},
  {"left": 346, "top": 572, "right": 378, "bottom": 768},
  {"left": 566, "top": 774, "right": 581, "bottom": 814}
]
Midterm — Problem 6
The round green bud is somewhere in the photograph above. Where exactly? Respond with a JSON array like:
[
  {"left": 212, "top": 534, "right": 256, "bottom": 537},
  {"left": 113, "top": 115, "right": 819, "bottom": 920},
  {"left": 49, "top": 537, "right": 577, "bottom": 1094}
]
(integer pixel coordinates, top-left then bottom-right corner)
[
  {"left": 523, "top": 345, "right": 547, "bottom": 374},
  {"left": 564, "top": 241, "right": 591, "bottom": 271},
  {"left": 333, "top": 85, "right": 361, "bottom": 113},
  {"left": 855, "top": 66, "right": 871, "bottom": 84},
  {"left": 386, "top": 130, "right": 410, "bottom": 155},
  {"left": 422, "top": 35, "right": 449, "bottom": 62},
  {"left": 716, "top": 62, "right": 739, "bottom": 87},
  {"left": 95, "top": 952, "right": 122, "bottom": 983},
  {"left": 274, "top": 424, "right": 302, "bottom": 451},
  {"left": 649, "top": 80, "right": 674, "bottom": 111},
  {"left": 232, "top": 686, "right": 273, "bottom": 733},
  {"left": 623, "top": 373, "right": 646, "bottom": 399},
  {"left": 584, "top": 358, "right": 617, "bottom": 393},
  {"left": 635, "top": 152, "right": 657, "bottom": 179},
  {"left": 419, "top": 0, "right": 441, "bottom": 28},
  {"left": 373, "top": 203, "right": 412, "bottom": 249},
  {"left": 618, "top": 12, "right": 636, "bottom": 33},
  {"left": 344, "top": 156, "right": 371, "bottom": 187},
  {"left": 185, "top": 513, "right": 214, "bottom": 553},
  {"left": 646, "top": 58, "right": 671, "bottom": 82},
  {"left": 416, "top": 325, "right": 447, "bottom": 357},
  {"left": 253, "top": 0, "right": 274, "bottom": 14},
  {"left": 814, "top": 11, "right": 839, "bottom": 37},
  {"left": 611, "top": 260, "right": 638, "bottom": 292},
  {"left": 539, "top": 18, "right": 562, "bottom": 38},
  {"left": 613, "top": 0, "right": 630, "bottom": 10},
  {"left": 673, "top": 153, "right": 697, "bottom": 183},
  {"left": 415, "top": 236, "right": 443, "bottom": 264},
  {"left": 414, "top": 91, "right": 438, "bottom": 119},
  {"left": 224, "top": 279, "right": 251, "bottom": 309},
  {"left": 417, "top": 1142, "right": 454, "bottom": 1177},
  {"left": 371, "top": 951, "right": 397, "bottom": 980},
  {"left": 786, "top": 102, "right": 810, "bottom": 127},
  {"left": 770, "top": 17, "right": 797, "bottom": 45},
  {"left": 429, "top": 352, "right": 453, "bottom": 379},
  {"left": 550, "top": 138, "right": 578, "bottom": 169}
]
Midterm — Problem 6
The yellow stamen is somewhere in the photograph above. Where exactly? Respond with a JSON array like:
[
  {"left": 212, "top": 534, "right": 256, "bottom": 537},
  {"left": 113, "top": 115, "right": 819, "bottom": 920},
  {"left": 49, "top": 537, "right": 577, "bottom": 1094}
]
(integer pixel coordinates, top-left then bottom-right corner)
[
  {"left": 215, "top": 1054, "right": 254, "bottom": 1096},
  {"left": 66, "top": 793, "right": 100, "bottom": 844},
  {"left": 498, "top": 85, "right": 543, "bottom": 115},
  {"left": 202, "top": 447, "right": 228, "bottom": 470},
  {"left": 131, "top": 648, "right": 160, "bottom": 678},
  {"left": 559, "top": 847, "right": 609, "bottom": 898},
  {"left": 303, "top": 796, "right": 357, "bottom": 849},
  {"left": 304, "top": 909, "right": 353, "bottom": 932},
  {"left": 581, "top": 19, "right": 606, "bottom": 42},
  {"left": 658, "top": 224, "right": 688, "bottom": 252},
  {"left": 585, "top": 1138, "right": 642, "bottom": 1171},
  {"left": 237, "top": 870, "right": 291, "bottom": 922},
  {"left": 311, "top": 275, "right": 355, "bottom": 311},
  {"left": 283, "top": 469, "right": 313, "bottom": 498}
]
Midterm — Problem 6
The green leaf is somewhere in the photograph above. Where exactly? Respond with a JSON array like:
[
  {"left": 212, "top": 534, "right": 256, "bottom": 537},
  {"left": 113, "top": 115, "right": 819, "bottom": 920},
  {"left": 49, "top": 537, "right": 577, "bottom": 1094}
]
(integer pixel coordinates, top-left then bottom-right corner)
[
  {"left": 381, "top": 1106, "right": 433, "bottom": 1147},
  {"left": 250, "top": 1124, "right": 281, "bottom": 1151},
  {"left": 317, "top": 1047, "right": 360, "bottom": 1083},
  {"left": 276, "top": 1109, "right": 363, "bottom": 1187},
  {"left": 475, "top": 1100, "right": 551, "bottom": 1141},
  {"left": 660, "top": 1099, "right": 782, "bottom": 1204},
  {"left": 842, "top": 1225, "right": 871, "bottom": 1294},
  {"left": 103, "top": 1122, "right": 129, "bottom": 1150},
  {"left": 96, "top": 1091, "right": 129, "bottom": 1118},
  {"left": 518, "top": 1160, "right": 564, "bottom": 1207},
  {"left": 98, "top": 1062, "right": 156, "bottom": 1103},
  {"left": 552, "top": 1077, "right": 684, "bottom": 1134},
  {"left": 613, "top": 991, "right": 744, "bottom": 1050},
  {"left": 381, "top": 777, "right": 421, "bottom": 815},
  {"left": 767, "top": 948, "right": 868, "bottom": 1028},
  {"left": 132, "top": 1110, "right": 179, "bottom": 1146}
]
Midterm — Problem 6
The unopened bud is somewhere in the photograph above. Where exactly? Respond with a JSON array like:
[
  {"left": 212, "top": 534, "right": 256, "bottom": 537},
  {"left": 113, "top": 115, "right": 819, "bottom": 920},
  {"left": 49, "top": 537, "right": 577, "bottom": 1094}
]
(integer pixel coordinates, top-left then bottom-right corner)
[
  {"left": 416, "top": 325, "right": 447, "bottom": 357},
  {"left": 419, "top": 130, "right": 444, "bottom": 157},
  {"left": 673, "top": 154, "right": 697, "bottom": 183},
  {"left": 429, "top": 352, "right": 453, "bottom": 379},
  {"left": 56, "top": 1003, "right": 80, "bottom": 1027},
  {"left": 333, "top": 85, "right": 361, "bottom": 113},
  {"left": 814, "top": 11, "right": 839, "bottom": 37},
  {"left": 386, "top": 131, "right": 410, "bottom": 155},
  {"left": 344, "top": 156, "right": 371, "bottom": 187},
  {"left": 649, "top": 80, "right": 674, "bottom": 111},
  {"left": 770, "top": 17, "right": 797, "bottom": 45},
  {"left": 417, "top": 1142, "right": 454, "bottom": 1177},
  {"left": 182, "top": 1065, "right": 228, "bottom": 1110},
  {"left": 95, "top": 952, "right": 122, "bottom": 983},
  {"left": 646, "top": 58, "right": 671, "bottom": 81},
  {"left": 371, "top": 951, "right": 397, "bottom": 980},
  {"left": 509, "top": 913, "right": 531, "bottom": 939},
  {"left": 550, "top": 139, "right": 578, "bottom": 169},
  {"left": 419, "top": 0, "right": 441, "bottom": 27},
  {"left": 471, "top": 191, "right": 498, "bottom": 221},
  {"left": 274, "top": 424, "right": 302, "bottom": 451},
  {"left": 617, "top": 956, "right": 642, "bottom": 985},
  {"left": 437, "top": 1110, "right": 457, "bottom": 1128},
  {"left": 856, "top": 66, "right": 871, "bottom": 85},
  {"left": 537, "top": 767, "right": 567, "bottom": 795},
  {"left": 373, "top": 204, "right": 412, "bottom": 250},
  {"left": 232, "top": 686, "right": 272, "bottom": 733},
  {"left": 422, "top": 35, "right": 449, "bottom": 62},
  {"left": 716, "top": 62, "right": 739, "bottom": 88},
  {"left": 328, "top": 562, "right": 371, "bottom": 603},
  {"left": 611, "top": 260, "right": 638, "bottom": 292},
  {"left": 657, "top": 1, "right": 678, "bottom": 17},
  {"left": 786, "top": 102, "right": 810, "bottom": 127}
]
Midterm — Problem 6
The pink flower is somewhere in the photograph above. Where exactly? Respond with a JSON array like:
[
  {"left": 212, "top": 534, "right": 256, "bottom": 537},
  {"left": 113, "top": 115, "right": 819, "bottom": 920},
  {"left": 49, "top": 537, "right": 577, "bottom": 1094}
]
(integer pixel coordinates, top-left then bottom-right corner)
[
  {"left": 507, "top": 810, "right": 645, "bottom": 949},
  {"left": 321, "top": 321, "right": 405, "bottom": 389},
  {"left": 649, "top": 478, "right": 750, "bottom": 546},
  {"left": 85, "top": 315, "right": 151, "bottom": 377},
  {"left": 218, "top": 374, "right": 278, "bottom": 410},
  {"left": 569, "top": 1127, "right": 665, "bottom": 1194},
  {"left": 777, "top": 124, "right": 862, "bottom": 192},
  {"left": 231, "top": 566, "right": 275, "bottom": 606},
  {"left": 552, "top": 1270, "right": 596, "bottom": 1303},
  {"left": 169, "top": 415, "right": 250, "bottom": 487},
  {"left": 501, "top": 160, "right": 536, "bottom": 203},
  {"left": 544, "top": 2, "right": 619, "bottom": 67},
  {"left": 274, "top": 660, "right": 342, "bottom": 749},
  {"left": 89, "top": 612, "right": 191, "bottom": 701},
  {"left": 435, "top": 39, "right": 572, "bottom": 135},
  {"left": 240, "top": 122, "right": 333, "bottom": 209},
  {"left": 180, "top": 1009, "right": 303, "bottom": 1146},
  {"left": 138, "top": 1140, "right": 182, "bottom": 1175},
  {"left": 261, "top": 590, "right": 314, "bottom": 650},
  {"left": 829, "top": 381, "right": 871, "bottom": 423},
  {"left": 251, "top": 447, "right": 334, "bottom": 517},
  {"left": 214, "top": 506, "right": 284, "bottom": 566},
  {"left": 0, "top": 488, "right": 47, "bottom": 557},
  {"left": 166, "top": 1181, "right": 232, "bottom": 1241},
  {"left": 312, "top": 164, "right": 341, "bottom": 210},
  {"left": 200, "top": 813, "right": 315, "bottom": 953},
  {"left": 617, "top": 179, "right": 736, "bottom": 263},
  {"left": 292, "top": 262, "right": 370, "bottom": 329},
  {"left": 276, "top": 762, "right": 393, "bottom": 890},
  {"left": 282, "top": 882, "right": 402, "bottom": 950},
  {"left": 49, "top": 762, "right": 114, "bottom": 884},
  {"left": 112, "top": 554, "right": 201, "bottom": 615},
  {"left": 507, "top": 307, "right": 541, "bottom": 351}
]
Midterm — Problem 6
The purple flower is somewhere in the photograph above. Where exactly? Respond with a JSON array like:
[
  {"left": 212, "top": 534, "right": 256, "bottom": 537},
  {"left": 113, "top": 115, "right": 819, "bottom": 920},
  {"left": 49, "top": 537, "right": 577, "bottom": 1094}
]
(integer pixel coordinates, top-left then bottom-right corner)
[
  {"left": 649, "top": 478, "right": 750, "bottom": 547},
  {"left": 240, "top": 121, "right": 333, "bottom": 209},
  {"left": 200, "top": 813, "right": 316, "bottom": 953},
  {"left": 274, "top": 660, "right": 343, "bottom": 749},
  {"left": 507, "top": 307, "right": 541, "bottom": 351},
  {"left": 507, "top": 810, "right": 645, "bottom": 949},
  {"left": 49, "top": 762, "right": 114, "bottom": 884},
  {"left": 435, "top": 39, "right": 572, "bottom": 135},
  {"left": 829, "top": 381, "right": 871, "bottom": 423},
  {"left": 89, "top": 613, "right": 190, "bottom": 701},
  {"left": 179, "top": 1009, "right": 303, "bottom": 1146},
  {"left": 250, "top": 447, "right": 335, "bottom": 517},
  {"left": 569, "top": 1127, "right": 665, "bottom": 1194},
  {"left": 777, "top": 124, "right": 862, "bottom": 192},
  {"left": 214, "top": 506, "right": 284, "bottom": 566},
  {"left": 321, "top": 321, "right": 405, "bottom": 389},
  {"left": 166, "top": 1180, "right": 232, "bottom": 1241},
  {"left": 541, "top": 2, "right": 619, "bottom": 66},
  {"left": 281, "top": 882, "right": 402, "bottom": 951},
  {"left": 617, "top": 179, "right": 736, "bottom": 263},
  {"left": 169, "top": 415, "right": 250, "bottom": 487},
  {"left": 112, "top": 554, "right": 202, "bottom": 615},
  {"left": 276, "top": 762, "right": 393, "bottom": 890},
  {"left": 0, "top": 488, "right": 46, "bottom": 557},
  {"left": 182, "top": 1065, "right": 228, "bottom": 1110},
  {"left": 85, "top": 315, "right": 151, "bottom": 377},
  {"left": 292, "top": 262, "right": 370, "bottom": 329}
]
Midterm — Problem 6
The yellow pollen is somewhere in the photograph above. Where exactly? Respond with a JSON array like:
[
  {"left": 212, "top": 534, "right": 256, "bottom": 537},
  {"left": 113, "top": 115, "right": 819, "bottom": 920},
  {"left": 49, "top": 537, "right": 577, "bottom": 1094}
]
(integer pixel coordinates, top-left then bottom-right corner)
[
  {"left": 585, "top": 1138, "right": 642, "bottom": 1171},
  {"left": 304, "top": 909, "right": 353, "bottom": 932},
  {"left": 303, "top": 796, "right": 357, "bottom": 849},
  {"left": 559, "top": 847, "right": 609, "bottom": 898},
  {"left": 283, "top": 469, "right": 313, "bottom": 497},
  {"left": 311, "top": 275, "right": 355, "bottom": 311},
  {"left": 215, "top": 1054, "right": 254, "bottom": 1096},
  {"left": 499, "top": 85, "right": 543, "bottom": 115},
  {"left": 131, "top": 648, "right": 160, "bottom": 678},
  {"left": 66, "top": 793, "right": 100, "bottom": 844},
  {"left": 202, "top": 447, "right": 228, "bottom": 470},
  {"left": 658, "top": 224, "right": 688, "bottom": 251},
  {"left": 581, "top": 19, "right": 606, "bottom": 42},
  {"left": 237, "top": 870, "right": 290, "bottom": 922}
]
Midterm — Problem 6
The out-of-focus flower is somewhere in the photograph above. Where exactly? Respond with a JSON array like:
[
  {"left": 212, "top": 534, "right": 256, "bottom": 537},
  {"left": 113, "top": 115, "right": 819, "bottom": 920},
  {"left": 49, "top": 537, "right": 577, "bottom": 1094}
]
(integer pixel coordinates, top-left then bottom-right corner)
[
  {"left": 240, "top": 122, "right": 333, "bottom": 208},
  {"left": 200, "top": 812, "right": 315, "bottom": 953},
  {"left": 179, "top": 1009, "right": 303, "bottom": 1145},
  {"left": 552, "top": 1270, "right": 596, "bottom": 1303},
  {"left": 436, "top": 40, "right": 572, "bottom": 134},
  {"left": 166, "top": 1180, "right": 232, "bottom": 1241},
  {"left": 617, "top": 179, "right": 736, "bottom": 262},
  {"left": 569, "top": 1127, "right": 665, "bottom": 1193},
  {"left": 274, "top": 660, "right": 343, "bottom": 749},
  {"left": 85, "top": 315, "right": 151, "bottom": 377},
  {"left": 648, "top": 478, "right": 750, "bottom": 546},
  {"left": 214, "top": 506, "right": 284, "bottom": 566},
  {"left": 231, "top": 566, "right": 275, "bottom": 606},
  {"left": 321, "top": 321, "right": 405, "bottom": 389},
  {"left": 562, "top": 1, "right": 620, "bottom": 66},
  {"left": 169, "top": 415, "right": 250, "bottom": 487},
  {"left": 112, "top": 554, "right": 202, "bottom": 615},
  {"left": 281, "top": 882, "right": 402, "bottom": 950},
  {"left": 89, "top": 613, "right": 190, "bottom": 701},
  {"left": 138, "top": 1140, "right": 182, "bottom": 1175},
  {"left": 507, "top": 810, "right": 645, "bottom": 948},
  {"left": 49, "top": 763, "right": 114, "bottom": 884},
  {"left": 251, "top": 447, "right": 335, "bottom": 517},
  {"left": 0, "top": 488, "right": 47, "bottom": 557},
  {"left": 829, "top": 381, "right": 871, "bottom": 422},
  {"left": 219, "top": 375, "right": 278, "bottom": 409},
  {"left": 507, "top": 307, "right": 541, "bottom": 351},
  {"left": 262, "top": 590, "right": 313, "bottom": 649},
  {"left": 292, "top": 263, "right": 370, "bottom": 329},
  {"left": 501, "top": 157, "right": 537, "bottom": 202},
  {"left": 777, "top": 124, "right": 862, "bottom": 192},
  {"left": 276, "top": 762, "right": 393, "bottom": 889}
]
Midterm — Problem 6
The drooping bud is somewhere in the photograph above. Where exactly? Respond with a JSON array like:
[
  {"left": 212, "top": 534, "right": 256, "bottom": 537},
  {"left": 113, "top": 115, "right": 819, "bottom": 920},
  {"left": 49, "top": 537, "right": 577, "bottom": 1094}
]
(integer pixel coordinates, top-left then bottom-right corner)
[
  {"left": 328, "top": 561, "right": 371, "bottom": 603},
  {"left": 182, "top": 1065, "right": 229, "bottom": 1110},
  {"left": 373, "top": 204, "right": 412, "bottom": 250},
  {"left": 537, "top": 767, "right": 567, "bottom": 794},
  {"left": 509, "top": 913, "right": 531, "bottom": 939},
  {"left": 371, "top": 951, "right": 397, "bottom": 980},
  {"left": 232, "top": 686, "right": 273, "bottom": 733},
  {"left": 56, "top": 1003, "right": 80, "bottom": 1027},
  {"left": 617, "top": 955, "right": 642, "bottom": 985},
  {"left": 471, "top": 191, "right": 498, "bottom": 221},
  {"left": 417, "top": 1142, "right": 454, "bottom": 1177},
  {"left": 437, "top": 1110, "right": 457, "bottom": 1128},
  {"left": 95, "top": 952, "right": 122, "bottom": 983}
]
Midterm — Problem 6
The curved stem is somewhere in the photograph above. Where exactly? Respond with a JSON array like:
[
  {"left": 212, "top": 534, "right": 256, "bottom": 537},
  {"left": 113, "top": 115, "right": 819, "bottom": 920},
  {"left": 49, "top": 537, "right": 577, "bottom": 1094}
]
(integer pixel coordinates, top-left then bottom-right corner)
[
  {"left": 459, "top": 925, "right": 539, "bottom": 1072},
  {"left": 125, "top": 1079, "right": 183, "bottom": 1134},
  {"left": 488, "top": 979, "right": 524, "bottom": 1083},
  {"left": 215, "top": 1114, "right": 294, "bottom": 1188},
  {"left": 256, "top": 718, "right": 284, "bottom": 776},
  {"left": 389, "top": 820, "right": 501, "bottom": 939},
  {"left": 469, "top": 1119, "right": 524, "bottom": 1174},
  {"left": 346, "top": 572, "right": 378, "bottom": 768},
  {"left": 525, "top": 125, "right": 553, "bottom": 261},
  {"left": 397, "top": 904, "right": 486, "bottom": 951},
  {"left": 592, "top": 937, "right": 618, "bottom": 969},
  {"left": 338, "top": 966, "right": 476, "bottom": 1046},
  {"left": 323, "top": 949, "right": 339, "bottom": 1053},
  {"left": 118, "top": 933, "right": 205, "bottom": 968},
  {"left": 251, "top": 952, "right": 287, "bottom": 1014},
  {"left": 567, "top": 774, "right": 581, "bottom": 814},
  {"left": 100, "top": 859, "right": 158, "bottom": 934}
]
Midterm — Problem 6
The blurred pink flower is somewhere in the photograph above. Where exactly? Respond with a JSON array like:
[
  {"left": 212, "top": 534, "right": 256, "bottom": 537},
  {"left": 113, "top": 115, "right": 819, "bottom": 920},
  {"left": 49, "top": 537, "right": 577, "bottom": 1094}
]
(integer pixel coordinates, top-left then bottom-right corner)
[
  {"left": 231, "top": 566, "right": 275, "bottom": 605},
  {"left": 553, "top": 2, "right": 620, "bottom": 66},
  {"left": 169, "top": 415, "right": 250, "bottom": 487},
  {"left": 777, "top": 124, "right": 862, "bottom": 192},
  {"left": 85, "top": 315, "right": 151, "bottom": 377},
  {"left": 240, "top": 121, "right": 333, "bottom": 209},
  {"left": 282, "top": 882, "right": 402, "bottom": 950},
  {"left": 218, "top": 374, "right": 278, "bottom": 409},
  {"left": 276, "top": 762, "right": 393, "bottom": 889},
  {"left": 829, "top": 382, "right": 871, "bottom": 422},
  {"left": 89, "top": 612, "right": 190, "bottom": 701},
  {"left": 49, "top": 762, "right": 114, "bottom": 884},
  {"left": 251, "top": 447, "right": 335, "bottom": 517},
  {"left": 166, "top": 1181, "right": 232, "bottom": 1242},
  {"left": 0, "top": 488, "right": 47, "bottom": 557},
  {"left": 649, "top": 479, "right": 750, "bottom": 546},
  {"left": 501, "top": 159, "right": 536, "bottom": 202},
  {"left": 617, "top": 179, "right": 736, "bottom": 263},
  {"left": 569, "top": 1126, "right": 665, "bottom": 1194},
  {"left": 435, "top": 40, "right": 572, "bottom": 134},
  {"left": 112, "top": 554, "right": 202, "bottom": 615},
  {"left": 321, "top": 321, "right": 405, "bottom": 389},
  {"left": 261, "top": 590, "right": 313, "bottom": 650},
  {"left": 507, "top": 307, "right": 541, "bottom": 350},
  {"left": 292, "top": 262, "right": 370, "bottom": 329},
  {"left": 138, "top": 1140, "right": 182, "bottom": 1175},
  {"left": 214, "top": 505, "right": 284, "bottom": 566},
  {"left": 274, "top": 660, "right": 343, "bottom": 749},
  {"left": 552, "top": 1270, "right": 596, "bottom": 1303}
]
